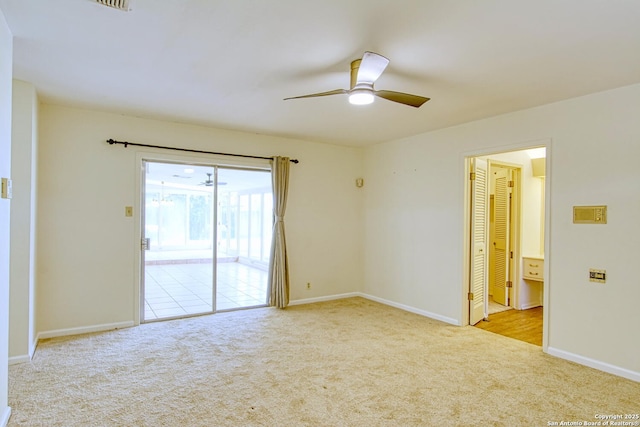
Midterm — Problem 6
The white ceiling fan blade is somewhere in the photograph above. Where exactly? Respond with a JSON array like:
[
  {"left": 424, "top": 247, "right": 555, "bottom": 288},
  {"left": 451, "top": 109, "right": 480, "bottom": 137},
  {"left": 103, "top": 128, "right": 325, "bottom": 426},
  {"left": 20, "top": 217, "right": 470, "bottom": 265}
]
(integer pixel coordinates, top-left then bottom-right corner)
[
  {"left": 284, "top": 89, "right": 347, "bottom": 101},
  {"left": 356, "top": 51, "right": 390, "bottom": 85}
]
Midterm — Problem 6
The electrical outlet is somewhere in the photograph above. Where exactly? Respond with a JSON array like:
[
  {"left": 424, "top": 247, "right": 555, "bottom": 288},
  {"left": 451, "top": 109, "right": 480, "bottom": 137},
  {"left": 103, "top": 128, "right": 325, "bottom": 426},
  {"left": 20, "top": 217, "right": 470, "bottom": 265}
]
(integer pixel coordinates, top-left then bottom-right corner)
[
  {"left": 125, "top": 206, "right": 133, "bottom": 217},
  {"left": 589, "top": 269, "right": 606, "bottom": 283},
  {"left": 306, "top": 282, "right": 311, "bottom": 289}
]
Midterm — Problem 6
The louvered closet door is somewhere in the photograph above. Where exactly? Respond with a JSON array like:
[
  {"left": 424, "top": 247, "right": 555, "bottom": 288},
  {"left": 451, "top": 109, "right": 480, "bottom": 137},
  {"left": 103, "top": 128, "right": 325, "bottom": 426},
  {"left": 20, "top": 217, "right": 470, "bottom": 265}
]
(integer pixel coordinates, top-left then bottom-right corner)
[
  {"left": 492, "top": 168, "right": 510, "bottom": 306},
  {"left": 469, "top": 158, "right": 489, "bottom": 325}
]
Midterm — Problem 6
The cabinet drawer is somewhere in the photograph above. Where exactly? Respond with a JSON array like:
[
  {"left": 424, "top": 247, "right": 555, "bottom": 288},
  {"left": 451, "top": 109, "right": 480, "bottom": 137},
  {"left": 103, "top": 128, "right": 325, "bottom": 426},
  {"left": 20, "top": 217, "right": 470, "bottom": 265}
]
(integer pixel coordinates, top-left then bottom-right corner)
[{"left": 523, "top": 257, "right": 544, "bottom": 281}]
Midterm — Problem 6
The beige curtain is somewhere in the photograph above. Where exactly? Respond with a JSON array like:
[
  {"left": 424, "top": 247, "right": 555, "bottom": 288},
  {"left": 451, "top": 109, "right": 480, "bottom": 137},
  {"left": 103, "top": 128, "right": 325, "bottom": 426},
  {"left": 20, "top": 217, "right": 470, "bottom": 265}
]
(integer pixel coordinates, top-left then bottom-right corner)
[{"left": 268, "top": 156, "right": 290, "bottom": 308}]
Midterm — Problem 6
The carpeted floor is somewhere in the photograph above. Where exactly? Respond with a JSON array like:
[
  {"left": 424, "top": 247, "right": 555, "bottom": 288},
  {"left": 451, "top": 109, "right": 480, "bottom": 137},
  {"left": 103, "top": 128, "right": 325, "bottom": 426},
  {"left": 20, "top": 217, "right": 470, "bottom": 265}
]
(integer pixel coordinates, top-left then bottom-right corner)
[{"left": 8, "top": 297, "right": 640, "bottom": 426}]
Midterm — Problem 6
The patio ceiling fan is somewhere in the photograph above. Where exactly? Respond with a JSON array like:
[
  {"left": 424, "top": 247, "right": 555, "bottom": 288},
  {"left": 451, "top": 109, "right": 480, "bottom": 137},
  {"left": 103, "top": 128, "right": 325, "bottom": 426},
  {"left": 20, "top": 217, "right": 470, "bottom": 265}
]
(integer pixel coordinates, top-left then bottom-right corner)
[
  {"left": 199, "top": 173, "right": 214, "bottom": 186},
  {"left": 284, "top": 51, "right": 430, "bottom": 108},
  {"left": 198, "top": 173, "right": 226, "bottom": 186}
]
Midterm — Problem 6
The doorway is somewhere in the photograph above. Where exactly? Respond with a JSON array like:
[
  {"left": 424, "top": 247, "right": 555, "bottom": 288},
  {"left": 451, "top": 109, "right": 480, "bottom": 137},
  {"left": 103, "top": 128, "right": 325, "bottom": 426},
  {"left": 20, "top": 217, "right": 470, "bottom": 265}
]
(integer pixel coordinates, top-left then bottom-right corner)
[
  {"left": 465, "top": 147, "right": 547, "bottom": 344},
  {"left": 141, "top": 160, "right": 272, "bottom": 322}
]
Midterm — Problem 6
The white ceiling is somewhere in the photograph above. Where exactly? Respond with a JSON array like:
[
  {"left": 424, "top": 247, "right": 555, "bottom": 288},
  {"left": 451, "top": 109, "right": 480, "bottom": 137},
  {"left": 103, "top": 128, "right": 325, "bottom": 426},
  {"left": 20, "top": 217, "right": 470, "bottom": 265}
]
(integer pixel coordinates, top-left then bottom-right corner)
[{"left": 2, "top": 0, "right": 640, "bottom": 147}]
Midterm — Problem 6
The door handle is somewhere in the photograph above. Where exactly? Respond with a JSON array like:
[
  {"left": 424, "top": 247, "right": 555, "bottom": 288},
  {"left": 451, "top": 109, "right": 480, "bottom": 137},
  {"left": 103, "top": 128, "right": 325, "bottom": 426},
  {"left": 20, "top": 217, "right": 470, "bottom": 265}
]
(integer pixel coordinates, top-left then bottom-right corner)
[{"left": 141, "top": 238, "right": 151, "bottom": 250}]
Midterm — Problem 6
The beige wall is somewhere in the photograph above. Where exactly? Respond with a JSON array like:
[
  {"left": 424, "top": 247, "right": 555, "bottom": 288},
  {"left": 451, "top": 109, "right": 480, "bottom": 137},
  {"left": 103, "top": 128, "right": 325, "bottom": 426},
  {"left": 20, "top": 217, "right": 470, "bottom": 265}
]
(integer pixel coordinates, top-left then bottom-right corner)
[
  {"left": 9, "top": 80, "right": 38, "bottom": 363},
  {"left": 36, "top": 104, "right": 364, "bottom": 334},
  {"left": 0, "top": 8, "right": 12, "bottom": 425},
  {"left": 363, "top": 83, "right": 640, "bottom": 379}
]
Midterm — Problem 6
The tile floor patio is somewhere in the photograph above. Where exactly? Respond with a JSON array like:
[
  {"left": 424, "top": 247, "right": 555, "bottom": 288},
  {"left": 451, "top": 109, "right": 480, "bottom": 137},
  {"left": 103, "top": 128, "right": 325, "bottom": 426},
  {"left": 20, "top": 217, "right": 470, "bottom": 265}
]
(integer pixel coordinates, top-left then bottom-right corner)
[{"left": 144, "top": 261, "right": 268, "bottom": 321}]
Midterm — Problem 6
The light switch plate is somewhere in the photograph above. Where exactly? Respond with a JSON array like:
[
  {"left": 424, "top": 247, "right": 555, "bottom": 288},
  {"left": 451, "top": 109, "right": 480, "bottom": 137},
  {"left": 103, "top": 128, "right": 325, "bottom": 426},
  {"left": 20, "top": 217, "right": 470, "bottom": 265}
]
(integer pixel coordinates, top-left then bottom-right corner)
[{"left": 1, "top": 178, "right": 12, "bottom": 199}]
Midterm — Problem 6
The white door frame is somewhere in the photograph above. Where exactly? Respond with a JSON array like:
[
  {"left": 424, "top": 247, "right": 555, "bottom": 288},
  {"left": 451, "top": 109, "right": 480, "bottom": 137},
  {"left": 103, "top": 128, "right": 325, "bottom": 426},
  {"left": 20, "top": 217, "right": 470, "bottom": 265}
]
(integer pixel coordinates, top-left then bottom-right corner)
[{"left": 461, "top": 140, "right": 551, "bottom": 350}]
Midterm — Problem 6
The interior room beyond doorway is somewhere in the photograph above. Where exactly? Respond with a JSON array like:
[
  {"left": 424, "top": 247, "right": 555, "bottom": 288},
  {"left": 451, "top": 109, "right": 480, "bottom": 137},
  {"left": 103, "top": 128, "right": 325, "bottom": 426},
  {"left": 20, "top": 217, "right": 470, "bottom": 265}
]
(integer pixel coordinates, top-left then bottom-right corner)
[{"left": 467, "top": 146, "right": 546, "bottom": 345}]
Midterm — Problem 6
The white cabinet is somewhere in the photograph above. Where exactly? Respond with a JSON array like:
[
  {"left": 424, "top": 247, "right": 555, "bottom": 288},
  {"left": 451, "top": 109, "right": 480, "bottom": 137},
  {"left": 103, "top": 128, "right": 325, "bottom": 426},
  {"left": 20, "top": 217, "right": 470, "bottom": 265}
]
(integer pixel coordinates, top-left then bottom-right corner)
[
  {"left": 520, "top": 256, "right": 544, "bottom": 309},
  {"left": 523, "top": 257, "right": 544, "bottom": 282}
]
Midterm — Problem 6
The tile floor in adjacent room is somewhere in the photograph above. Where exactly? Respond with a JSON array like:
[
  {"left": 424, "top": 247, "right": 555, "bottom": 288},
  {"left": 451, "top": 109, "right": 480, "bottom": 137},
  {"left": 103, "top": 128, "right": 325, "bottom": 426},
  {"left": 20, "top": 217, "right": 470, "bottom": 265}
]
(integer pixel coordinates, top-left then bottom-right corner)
[{"left": 144, "top": 261, "right": 268, "bottom": 321}]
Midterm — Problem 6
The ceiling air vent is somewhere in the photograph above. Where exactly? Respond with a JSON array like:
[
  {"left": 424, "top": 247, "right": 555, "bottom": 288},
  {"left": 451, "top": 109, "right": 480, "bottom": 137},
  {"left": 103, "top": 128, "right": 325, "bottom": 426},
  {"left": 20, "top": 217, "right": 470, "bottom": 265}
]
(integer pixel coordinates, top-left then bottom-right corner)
[{"left": 96, "top": 0, "right": 132, "bottom": 12}]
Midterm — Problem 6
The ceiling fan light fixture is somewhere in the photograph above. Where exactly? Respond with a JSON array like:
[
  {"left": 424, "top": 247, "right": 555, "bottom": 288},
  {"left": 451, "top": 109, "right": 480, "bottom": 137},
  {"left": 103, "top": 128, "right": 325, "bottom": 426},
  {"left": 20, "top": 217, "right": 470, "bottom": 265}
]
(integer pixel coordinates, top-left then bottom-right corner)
[
  {"left": 284, "top": 51, "right": 428, "bottom": 108},
  {"left": 348, "top": 89, "right": 374, "bottom": 105}
]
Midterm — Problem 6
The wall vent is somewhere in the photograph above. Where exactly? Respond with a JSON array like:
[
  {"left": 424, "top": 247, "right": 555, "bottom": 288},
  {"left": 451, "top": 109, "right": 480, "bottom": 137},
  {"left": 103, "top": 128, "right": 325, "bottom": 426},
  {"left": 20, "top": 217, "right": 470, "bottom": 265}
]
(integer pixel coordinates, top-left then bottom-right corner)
[{"left": 96, "top": 0, "right": 131, "bottom": 12}]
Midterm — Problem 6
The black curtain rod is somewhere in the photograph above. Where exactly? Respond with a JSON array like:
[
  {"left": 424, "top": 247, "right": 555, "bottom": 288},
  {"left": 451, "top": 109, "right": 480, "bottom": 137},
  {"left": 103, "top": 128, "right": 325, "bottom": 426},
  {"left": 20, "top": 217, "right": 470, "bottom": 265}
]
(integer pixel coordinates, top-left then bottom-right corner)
[{"left": 106, "top": 139, "right": 299, "bottom": 164}]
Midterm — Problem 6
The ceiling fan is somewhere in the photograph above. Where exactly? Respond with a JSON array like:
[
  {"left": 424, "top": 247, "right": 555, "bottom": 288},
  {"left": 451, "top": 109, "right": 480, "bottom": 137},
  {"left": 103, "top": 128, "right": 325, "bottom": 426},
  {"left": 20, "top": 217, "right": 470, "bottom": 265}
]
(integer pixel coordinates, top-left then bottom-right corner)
[
  {"left": 198, "top": 173, "right": 226, "bottom": 186},
  {"left": 199, "top": 173, "right": 214, "bottom": 186},
  {"left": 284, "top": 51, "right": 430, "bottom": 108}
]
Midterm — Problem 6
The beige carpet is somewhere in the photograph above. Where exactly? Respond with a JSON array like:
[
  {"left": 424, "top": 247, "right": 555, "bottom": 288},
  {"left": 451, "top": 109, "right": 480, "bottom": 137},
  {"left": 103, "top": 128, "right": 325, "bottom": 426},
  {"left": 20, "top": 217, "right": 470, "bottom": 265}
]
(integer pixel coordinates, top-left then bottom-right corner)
[{"left": 8, "top": 297, "right": 640, "bottom": 426}]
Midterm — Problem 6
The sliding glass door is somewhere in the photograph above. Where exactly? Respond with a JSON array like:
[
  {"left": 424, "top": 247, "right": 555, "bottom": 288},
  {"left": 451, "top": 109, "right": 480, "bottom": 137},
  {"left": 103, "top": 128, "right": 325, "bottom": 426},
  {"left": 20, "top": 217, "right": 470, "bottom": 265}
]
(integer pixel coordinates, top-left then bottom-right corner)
[
  {"left": 141, "top": 161, "right": 271, "bottom": 322},
  {"left": 215, "top": 168, "right": 272, "bottom": 310}
]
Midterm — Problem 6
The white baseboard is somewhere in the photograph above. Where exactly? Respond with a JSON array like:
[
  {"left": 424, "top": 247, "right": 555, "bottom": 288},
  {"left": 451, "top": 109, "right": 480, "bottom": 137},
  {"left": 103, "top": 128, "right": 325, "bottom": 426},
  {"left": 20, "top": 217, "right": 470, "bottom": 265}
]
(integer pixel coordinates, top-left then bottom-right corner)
[
  {"left": 360, "top": 293, "right": 461, "bottom": 326},
  {"left": 290, "top": 292, "right": 460, "bottom": 326},
  {"left": 289, "top": 292, "right": 360, "bottom": 306},
  {"left": 29, "top": 337, "right": 37, "bottom": 359},
  {"left": 547, "top": 347, "right": 640, "bottom": 382},
  {"left": 1, "top": 407, "right": 11, "bottom": 427},
  {"left": 519, "top": 302, "right": 542, "bottom": 310},
  {"left": 37, "top": 321, "right": 134, "bottom": 341},
  {"left": 9, "top": 337, "right": 38, "bottom": 365},
  {"left": 8, "top": 354, "right": 30, "bottom": 365}
]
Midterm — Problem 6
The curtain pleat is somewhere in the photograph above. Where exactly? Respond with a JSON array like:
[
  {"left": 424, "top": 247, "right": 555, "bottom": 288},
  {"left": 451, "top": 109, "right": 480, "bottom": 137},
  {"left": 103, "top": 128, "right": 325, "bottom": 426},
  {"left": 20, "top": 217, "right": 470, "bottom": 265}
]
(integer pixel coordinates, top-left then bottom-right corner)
[{"left": 268, "top": 156, "right": 290, "bottom": 308}]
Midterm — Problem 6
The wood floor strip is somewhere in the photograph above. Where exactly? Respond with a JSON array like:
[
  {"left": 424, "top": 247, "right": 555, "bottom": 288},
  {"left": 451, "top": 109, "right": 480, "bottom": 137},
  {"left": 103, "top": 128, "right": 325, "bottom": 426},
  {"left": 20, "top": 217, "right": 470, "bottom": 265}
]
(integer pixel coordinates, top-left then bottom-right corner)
[{"left": 474, "top": 306, "right": 543, "bottom": 346}]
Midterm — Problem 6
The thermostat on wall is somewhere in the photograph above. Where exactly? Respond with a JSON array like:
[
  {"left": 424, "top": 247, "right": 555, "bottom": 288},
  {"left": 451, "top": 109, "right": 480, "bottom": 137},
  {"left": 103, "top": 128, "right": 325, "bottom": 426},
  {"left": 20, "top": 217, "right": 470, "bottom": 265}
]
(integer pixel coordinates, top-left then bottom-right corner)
[
  {"left": 573, "top": 205, "right": 606, "bottom": 224},
  {"left": 1, "top": 178, "right": 11, "bottom": 199}
]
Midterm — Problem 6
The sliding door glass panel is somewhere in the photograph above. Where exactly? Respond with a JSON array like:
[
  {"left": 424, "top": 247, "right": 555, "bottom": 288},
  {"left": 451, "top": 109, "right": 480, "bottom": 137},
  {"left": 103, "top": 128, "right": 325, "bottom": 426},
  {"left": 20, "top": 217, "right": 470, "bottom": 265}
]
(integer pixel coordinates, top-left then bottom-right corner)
[
  {"left": 238, "top": 194, "right": 250, "bottom": 257},
  {"left": 215, "top": 168, "right": 271, "bottom": 311},
  {"left": 142, "top": 161, "right": 215, "bottom": 322},
  {"left": 262, "top": 195, "right": 273, "bottom": 262}
]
